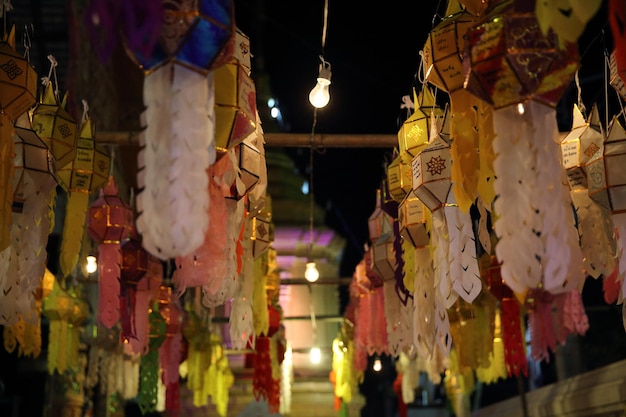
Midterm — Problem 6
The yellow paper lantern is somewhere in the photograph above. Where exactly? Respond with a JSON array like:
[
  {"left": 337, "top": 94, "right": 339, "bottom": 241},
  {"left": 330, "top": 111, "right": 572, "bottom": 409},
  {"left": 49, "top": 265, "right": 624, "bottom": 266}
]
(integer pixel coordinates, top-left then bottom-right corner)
[
  {"left": 371, "top": 233, "right": 397, "bottom": 282},
  {"left": 32, "top": 84, "right": 78, "bottom": 168},
  {"left": 398, "top": 194, "right": 429, "bottom": 248},
  {"left": 56, "top": 116, "right": 110, "bottom": 194},
  {"left": 0, "top": 27, "right": 37, "bottom": 121},
  {"left": 463, "top": 0, "right": 579, "bottom": 109},
  {"left": 386, "top": 150, "right": 413, "bottom": 203},
  {"left": 397, "top": 87, "right": 444, "bottom": 156},
  {"left": 412, "top": 135, "right": 453, "bottom": 212},
  {"left": 560, "top": 104, "right": 604, "bottom": 191},
  {"left": 422, "top": 4, "right": 477, "bottom": 95},
  {"left": 588, "top": 115, "right": 626, "bottom": 213},
  {"left": 214, "top": 60, "right": 257, "bottom": 154},
  {"left": 12, "top": 114, "right": 56, "bottom": 212}
]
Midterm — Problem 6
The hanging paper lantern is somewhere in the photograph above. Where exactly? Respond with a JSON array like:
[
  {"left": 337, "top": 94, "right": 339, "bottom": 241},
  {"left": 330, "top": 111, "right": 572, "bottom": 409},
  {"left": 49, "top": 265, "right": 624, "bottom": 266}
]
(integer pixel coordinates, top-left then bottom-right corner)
[
  {"left": 214, "top": 57, "right": 257, "bottom": 154},
  {"left": 423, "top": 3, "right": 477, "bottom": 95},
  {"left": 398, "top": 194, "right": 429, "bottom": 248},
  {"left": 367, "top": 188, "right": 393, "bottom": 244},
  {"left": 387, "top": 150, "right": 413, "bottom": 203},
  {"left": 88, "top": 176, "right": 134, "bottom": 328},
  {"left": 32, "top": 84, "right": 78, "bottom": 169},
  {"left": 560, "top": 104, "right": 604, "bottom": 191},
  {"left": 119, "top": 235, "right": 150, "bottom": 342},
  {"left": 371, "top": 234, "right": 397, "bottom": 283},
  {"left": 0, "top": 27, "right": 37, "bottom": 121},
  {"left": 588, "top": 116, "right": 626, "bottom": 213},
  {"left": 412, "top": 134, "right": 453, "bottom": 212},
  {"left": 364, "top": 246, "right": 384, "bottom": 288},
  {"left": 236, "top": 135, "right": 261, "bottom": 197},
  {"left": 12, "top": 113, "right": 56, "bottom": 212},
  {"left": 463, "top": 0, "right": 580, "bottom": 109},
  {"left": 124, "top": 0, "right": 235, "bottom": 74},
  {"left": 397, "top": 87, "right": 444, "bottom": 156},
  {"left": 57, "top": 106, "right": 111, "bottom": 277},
  {"left": 250, "top": 194, "right": 273, "bottom": 259}
]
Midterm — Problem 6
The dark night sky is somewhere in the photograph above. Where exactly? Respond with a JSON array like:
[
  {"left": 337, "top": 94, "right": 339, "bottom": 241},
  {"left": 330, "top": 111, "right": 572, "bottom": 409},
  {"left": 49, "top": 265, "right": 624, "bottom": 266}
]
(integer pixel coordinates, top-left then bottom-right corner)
[{"left": 234, "top": 0, "right": 614, "bottom": 278}]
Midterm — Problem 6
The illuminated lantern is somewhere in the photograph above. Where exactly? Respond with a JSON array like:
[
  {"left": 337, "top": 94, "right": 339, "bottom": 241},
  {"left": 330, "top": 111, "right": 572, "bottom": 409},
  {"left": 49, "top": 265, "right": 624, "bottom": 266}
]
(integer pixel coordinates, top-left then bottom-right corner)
[
  {"left": 57, "top": 107, "right": 111, "bottom": 277},
  {"left": 371, "top": 232, "right": 397, "bottom": 282},
  {"left": 588, "top": 116, "right": 626, "bottom": 213},
  {"left": 88, "top": 176, "right": 134, "bottom": 328},
  {"left": 560, "top": 104, "right": 604, "bottom": 191},
  {"left": 386, "top": 149, "right": 413, "bottom": 203},
  {"left": 397, "top": 87, "right": 444, "bottom": 156},
  {"left": 460, "top": 0, "right": 490, "bottom": 16},
  {"left": 0, "top": 27, "right": 37, "bottom": 121},
  {"left": 364, "top": 246, "right": 383, "bottom": 288},
  {"left": 398, "top": 194, "right": 429, "bottom": 248},
  {"left": 12, "top": 113, "right": 55, "bottom": 212},
  {"left": 238, "top": 136, "right": 261, "bottom": 195},
  {"left": 463, "top": 0, "right": 580, "bottom": 109},
  {"left": 412, "top": 134, "right": 453, "bottom": 212},
  {"left": 32, "top": 83, "right": 77, "bottom": 169},
  {"left": 119, "top": 235, "right": 150, "bottom": 342},
  {"left": 214, "top": 54, "right": 257, "bottom": 154},
  {"left": 367, "top": 188, "right": 393, "bottom": 243},
  {"left": 124, "top": 0, "right": 235, "bottom": 74},
  {"left": 422, "top": 3, "right": 477, "bottom": 95}
]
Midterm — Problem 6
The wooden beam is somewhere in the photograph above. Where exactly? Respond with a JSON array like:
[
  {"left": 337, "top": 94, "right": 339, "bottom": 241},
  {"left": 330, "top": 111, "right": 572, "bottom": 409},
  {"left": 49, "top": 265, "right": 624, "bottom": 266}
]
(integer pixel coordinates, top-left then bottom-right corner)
[{"left": 96, "top": 131, "right": 398, "bottom": 148}]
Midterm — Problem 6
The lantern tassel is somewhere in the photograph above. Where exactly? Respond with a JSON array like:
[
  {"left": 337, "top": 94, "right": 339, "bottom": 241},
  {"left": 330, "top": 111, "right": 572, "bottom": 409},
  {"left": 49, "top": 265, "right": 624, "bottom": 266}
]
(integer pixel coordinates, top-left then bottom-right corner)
[
  {"left": 413, "top": 246, "right": 436, "bottom": 358},
  {"left": 98, "top": 243, "right": 121, "bottom": 328},
  {"left": 59, "top": 191, "right": 89, "bottom": 277},
  {"left": 0, "top": 115, "right": 15, "bottom": 252}
]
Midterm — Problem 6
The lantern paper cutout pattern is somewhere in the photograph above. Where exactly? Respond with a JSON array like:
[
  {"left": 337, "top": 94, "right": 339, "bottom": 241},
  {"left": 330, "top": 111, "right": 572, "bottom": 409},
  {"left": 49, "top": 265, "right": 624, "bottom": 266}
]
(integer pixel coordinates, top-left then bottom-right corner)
[
  {"left": 138, "top": 300, "right": 167, "bottom": 415},
  {"left": 124, "top": 0, "right": 234, "bottom": 74},
  {"left": 463, "top": 0, "right": 580, "bottom": 109},
  {"left": 535, "top": 0, "right": 602, "bottom": 45},
  {"left": 134, "top": 3, "right": 237, "bottom": 260},
  {"left": 42, "top": 281, "right": 89, "bottom": 375},
  {"left": 32, "top": 59, "right": 78, "bottom": 169},
  {"left": 0, "top": 26, "right": 37, "bottom": 122},
  {"left": 88, "top": 176, "right": 133, "bottom": 328},
  {"left": 57, "top": 103, "right": 111, "bottom": 277},
  {"left": 587, "top": 116, "right": 626, "bottom": 302}
]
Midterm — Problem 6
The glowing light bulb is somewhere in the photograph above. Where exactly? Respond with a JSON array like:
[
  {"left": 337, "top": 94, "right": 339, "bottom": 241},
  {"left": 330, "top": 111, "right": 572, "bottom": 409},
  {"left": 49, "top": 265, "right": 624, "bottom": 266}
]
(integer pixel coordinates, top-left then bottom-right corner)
[
  {"left": 309, "top": 60, "right": 332, "bottom": 108},
  {"left": 310, "top": 347, "right": 321, "bottom": 364},
  {"left": 517, "top": 102, "right": 525, "bottom": 115},
  {"left": 305, "top": 261, "right": 319, "bottom": 283},
  {"left": 86, "top": 255, "right": 98, "bottom": 274},
  {"left": 373, "top": 358, "right": 382, "bottom": 372}
]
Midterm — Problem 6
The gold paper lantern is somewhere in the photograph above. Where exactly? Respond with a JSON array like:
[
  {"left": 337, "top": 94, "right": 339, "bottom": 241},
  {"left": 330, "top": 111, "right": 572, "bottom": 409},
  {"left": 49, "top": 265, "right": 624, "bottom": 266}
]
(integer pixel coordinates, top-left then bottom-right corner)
[
  {"left": 560, "top": 104, "right": 603, "bottom": 191},
  {"left": 386, "top": 150, "right": 413, "bottom": 203},
  {"left": 32, "top": 84, "right": 78, "bottom": 168},
  {"left": 588, "top": 115, "right": 626, "bottom": 213},
  {"left": 423, "top": 4, "right": 477, "bottom": 94},
  {"left": 0, "top": 27, "right": 37, "bottom": 121},
  {"left": 56, "top": 117, "right": 110, "bottom": 194},
  {"left": 12, "top": 114, "right": 56, "bottom": 212},
  {"left": 463, "top": 0, "right": 579, "bottom": 109},
  {"left": 397, "top": 87, "right": 444, "bottom": 156},
  {"left": 412, "top": 135, "right": 453, "bottom": 212},
  {"left": 214, "top": 60, "right": 257, "bottom": 154},
  {"left": 398, "top": 194, "right": 429, "bottom": 248}
]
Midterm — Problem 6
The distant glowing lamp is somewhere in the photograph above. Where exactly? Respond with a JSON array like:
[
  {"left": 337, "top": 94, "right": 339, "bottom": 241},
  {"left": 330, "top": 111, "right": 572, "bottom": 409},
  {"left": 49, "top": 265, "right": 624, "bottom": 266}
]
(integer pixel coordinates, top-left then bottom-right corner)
[
  {"left": 309, "top": 57, "right": 331, "bottom": 108},
  {"left": 310, "top": 346, "right": 321, "bottom": 364},
  {"left": 305, "top": 261, "right": 320, "bottom": 283},
  {"left": 373, "top": 357, "right": 382, "bottom": 372},
  {"left": 86, "top": 255, "right": 98, "bottom": 274}
]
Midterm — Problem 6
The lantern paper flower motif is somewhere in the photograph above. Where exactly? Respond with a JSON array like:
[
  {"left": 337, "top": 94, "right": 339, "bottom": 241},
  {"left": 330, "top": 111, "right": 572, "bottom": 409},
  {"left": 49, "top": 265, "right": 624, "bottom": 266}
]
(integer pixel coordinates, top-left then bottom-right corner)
[
  {"left": 133, "top": 3, "right": 237, "bottom": 261},
  {"left": 0, "top": 26, "right": 37, "bottom": 122},
  {"left": 57, "top": 103, "right": 111, "bottom": 277},
  {"left": 88, "top": 176, "right": 133, "bottom": 328}
]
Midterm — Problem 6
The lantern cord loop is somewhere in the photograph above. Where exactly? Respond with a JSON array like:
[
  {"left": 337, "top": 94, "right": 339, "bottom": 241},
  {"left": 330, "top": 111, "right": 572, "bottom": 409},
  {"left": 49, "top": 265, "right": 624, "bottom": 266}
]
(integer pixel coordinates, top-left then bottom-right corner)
[
  {"left": 81, "top": 99, "right": 89, "bottom": 124},
  {"left": 574, "top": 69, "right": 586, "bottom": 118}
]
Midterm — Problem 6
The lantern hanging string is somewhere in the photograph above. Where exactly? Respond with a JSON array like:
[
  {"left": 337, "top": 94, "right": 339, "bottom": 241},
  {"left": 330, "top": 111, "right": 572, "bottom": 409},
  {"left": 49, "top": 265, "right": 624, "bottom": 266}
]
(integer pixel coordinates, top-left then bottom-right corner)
[{"left": 320, "top": 0, "right": 329, "bottom": 54}]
